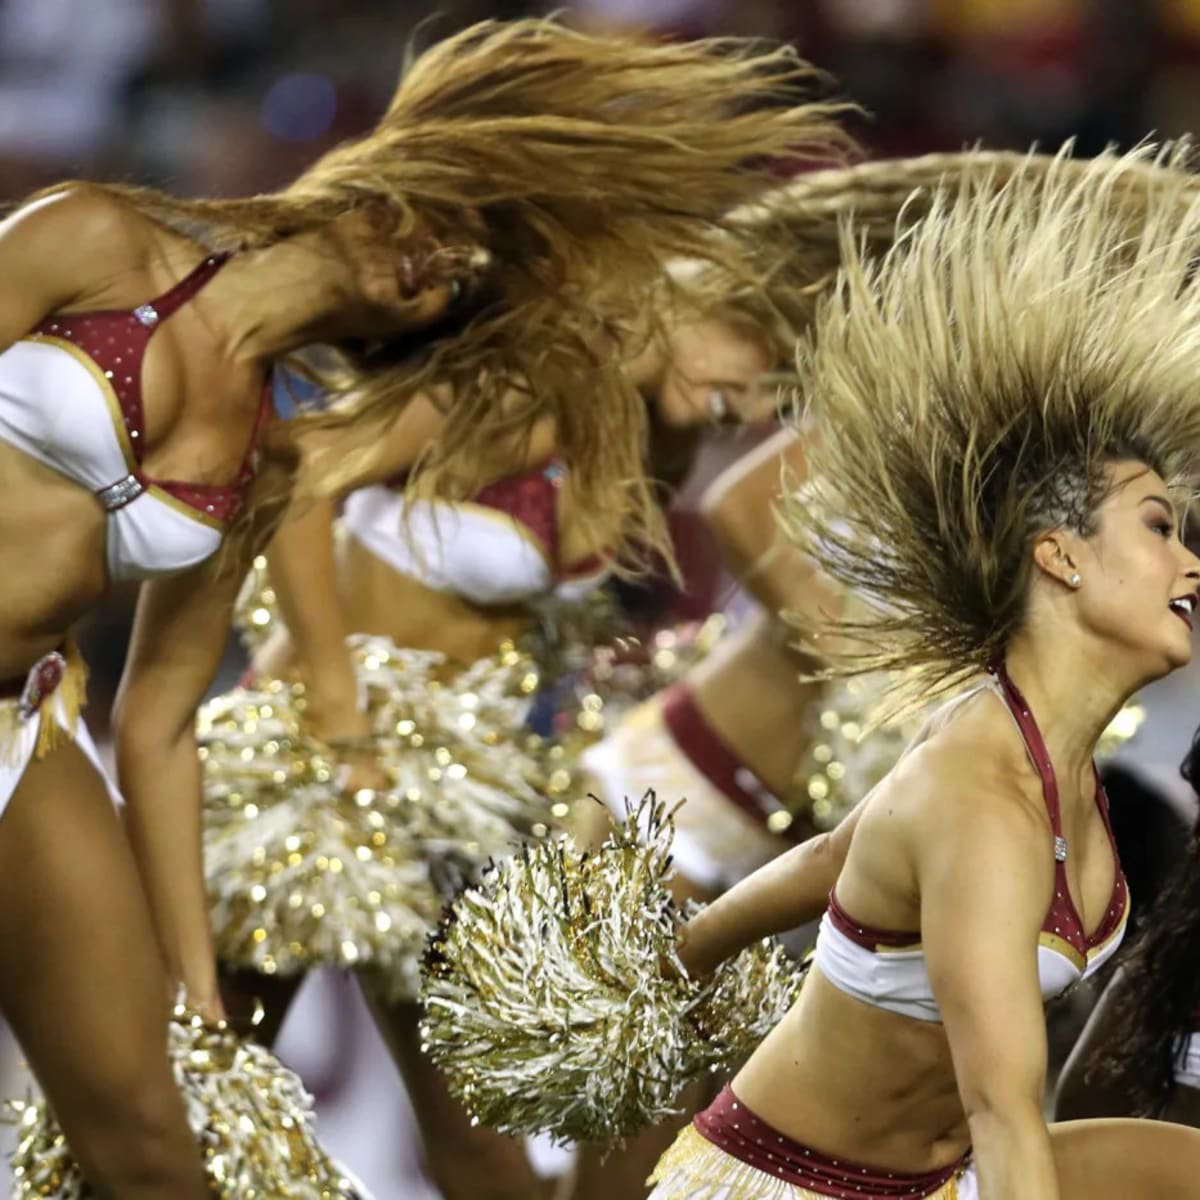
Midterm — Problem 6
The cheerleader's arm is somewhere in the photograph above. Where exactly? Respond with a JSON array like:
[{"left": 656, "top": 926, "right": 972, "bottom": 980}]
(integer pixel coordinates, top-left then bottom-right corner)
[
  {"left": 112, "top": 553, "right": 252, "bottom": 1018},
  {"left": 701, "top": 425, "right": 846, "bottom": 644},
  {"left": 262, "top": 498, "right": 368, "bottom": 743},
  {"left": 676, "top": 793, "right": 864, "bottom": 976},
  {"left": 265, "top": 391, "right": 446, "bottom": 742},
  {"left": 923, "top": 776, "right": 1059, "bottom": 1200}
]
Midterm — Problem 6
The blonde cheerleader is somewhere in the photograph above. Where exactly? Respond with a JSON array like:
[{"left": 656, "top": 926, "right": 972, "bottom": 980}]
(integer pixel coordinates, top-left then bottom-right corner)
[
  {"left": 653, "top": 145, "right": 1200, "bottom": 1200},
  {"left": 425, "top": 145, "right": 1200, "bottom": 1200}
]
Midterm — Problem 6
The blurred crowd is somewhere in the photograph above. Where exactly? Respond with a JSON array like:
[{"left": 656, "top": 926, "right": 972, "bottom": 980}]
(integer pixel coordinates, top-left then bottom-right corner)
[{"left": 6, "top": 0, "right": 1200, "bottom": 211}]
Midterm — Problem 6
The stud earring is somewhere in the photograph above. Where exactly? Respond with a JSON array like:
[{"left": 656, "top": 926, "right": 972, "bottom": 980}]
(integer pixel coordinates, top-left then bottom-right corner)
[{"left": 1069, "top": 573, "right": 1081, "bottom": 588}]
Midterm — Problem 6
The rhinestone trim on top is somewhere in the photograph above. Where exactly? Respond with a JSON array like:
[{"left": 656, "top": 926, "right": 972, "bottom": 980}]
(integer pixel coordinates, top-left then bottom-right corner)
[{"left": 96, "top": 473, "right": 145, "bottom": 511}]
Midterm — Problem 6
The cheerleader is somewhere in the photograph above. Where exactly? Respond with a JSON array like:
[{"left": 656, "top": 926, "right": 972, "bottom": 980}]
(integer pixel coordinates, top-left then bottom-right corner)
[
  {"left": 197, "top": 83, "right": 891, "bottom": 1197},
  {"left": 201, "top": 327, "right": 822, "bottom": 1200},
  {"left": 1055, "top": 728, "right": 1200, "bottom": 1125},
  {"left": 426, "top": 146, "right": 1200, "bottom": 1199},
  {"left": 0, "top": 17, "right": 847, "bottom": 1196},
  {"left": 202, "top": 139, "right": 1013, "bottom": 1194},
  {"left": 650, "top": 146, "right": 1200, "bottom": 1200}
]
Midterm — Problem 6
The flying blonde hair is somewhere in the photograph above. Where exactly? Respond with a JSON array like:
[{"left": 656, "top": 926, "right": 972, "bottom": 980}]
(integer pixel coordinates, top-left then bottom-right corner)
[
  {"left": 673, "top": 147, "right": 1200, "bottom": 369},
  {"left": 780, "top": 144, "right": 1200, "bottom": 714},
  {"left": 31, "top": 19, "right": 854, "bottom": 565}
]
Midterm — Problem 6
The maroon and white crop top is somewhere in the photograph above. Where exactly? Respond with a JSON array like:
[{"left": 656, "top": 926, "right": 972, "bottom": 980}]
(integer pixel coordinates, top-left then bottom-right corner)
[
  {"left": 0, "top": 253, "right": 269, "bottom": 583},
  {"left": 340, "top": 459, "right": 609, "bottom": 607},
  {"left": 813, "top": 664, "right": 1129, "bottom": 1022}
]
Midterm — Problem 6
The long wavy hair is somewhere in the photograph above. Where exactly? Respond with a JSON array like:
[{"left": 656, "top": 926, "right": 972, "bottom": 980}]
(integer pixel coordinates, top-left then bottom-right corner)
[
  {"left": 668, "top": 146, "right": 1200, "bottom": 393},
  {"left": 27, "top": 19, "right": 854, "bottom": 565},
  {"left": 776, "top": 144, "right": 1200, "bottom": 715},
  {"left": 1100, "top": 732, "right": 1200, "bottom": 1115}
]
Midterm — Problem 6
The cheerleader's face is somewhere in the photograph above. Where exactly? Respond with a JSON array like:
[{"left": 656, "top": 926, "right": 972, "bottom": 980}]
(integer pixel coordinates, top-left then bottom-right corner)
[
  {"left": 1061, "top": 461, "right": 1200, "bottom": 679},
  {"left": 657, "top": 319, "right": 773, "bottom": 428},
  {"left": 324, "top": 206, "right": 489, "bottom": 339}
]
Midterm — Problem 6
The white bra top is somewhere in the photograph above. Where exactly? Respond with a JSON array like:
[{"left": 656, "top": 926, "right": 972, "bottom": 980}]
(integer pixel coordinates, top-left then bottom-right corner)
[
  {"left": 0, "top": 254, "right": 267, "bottom": 583},
  {"left": 812, "top": 664, "right": 1129, "bottom": 1023},
  {"left": 341, "top": 465, "right": 608, "bottom": 608},
  {"left": 813, "top": 897, "right": 1126, "bottom": 1024}
]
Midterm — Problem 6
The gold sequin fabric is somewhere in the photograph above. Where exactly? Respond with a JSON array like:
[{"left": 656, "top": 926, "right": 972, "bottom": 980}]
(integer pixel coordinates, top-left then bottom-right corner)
[
  {"left": 201, "top": 635, "right": 556, "bottom": 1002},
  {"left": 646, "top": 1126, "right": 965, "bottom": 1200},
  {"left": 8, "top": 1008, "right": 364, "bottom": 1198},
  {"left": 420, "top": 793, "right": 803, "bottom": 1144}
]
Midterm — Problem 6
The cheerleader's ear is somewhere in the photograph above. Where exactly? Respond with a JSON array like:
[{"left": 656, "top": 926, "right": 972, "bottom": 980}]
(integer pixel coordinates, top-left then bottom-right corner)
[{"left": 1031, "top": 529, "right": 1080, "bottom": 591}]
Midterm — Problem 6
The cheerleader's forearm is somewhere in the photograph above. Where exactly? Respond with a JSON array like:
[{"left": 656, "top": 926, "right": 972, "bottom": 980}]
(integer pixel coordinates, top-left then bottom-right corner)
[{"left": 677, "top": 797, "right": 863, "bottom": 976}]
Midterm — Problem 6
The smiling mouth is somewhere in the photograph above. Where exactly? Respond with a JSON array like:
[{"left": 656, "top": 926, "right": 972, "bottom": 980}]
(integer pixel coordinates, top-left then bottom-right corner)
[{"left": 1169, "top": 595, "right": 1197, "bottom": 630}]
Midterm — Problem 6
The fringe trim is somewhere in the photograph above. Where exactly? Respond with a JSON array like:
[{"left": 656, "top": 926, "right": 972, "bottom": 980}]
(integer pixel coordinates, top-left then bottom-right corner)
[
  {"left": 647, "top": 1127, "right": 961, "bottom": 1200},
  {"left": 0, "top": 642, "right": 89, "bottom": 767}
]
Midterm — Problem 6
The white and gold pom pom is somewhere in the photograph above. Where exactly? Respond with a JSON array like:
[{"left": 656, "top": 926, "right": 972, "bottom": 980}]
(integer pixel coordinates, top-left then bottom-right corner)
[
  {"left": 8, "top": 1006, "right": 368, "bottom": 1198},
  {"left": 355, "top": 636, "right": 556, "bottom": 879},
  {"left": 200, "top": 635, "right": 558, "bottom": 1001},
  {"left": 200, "top": 685, "right": 441, "bottom": 1001},
  {"left": 420, "top": 792, "right": 803, "bottom": 1143}
]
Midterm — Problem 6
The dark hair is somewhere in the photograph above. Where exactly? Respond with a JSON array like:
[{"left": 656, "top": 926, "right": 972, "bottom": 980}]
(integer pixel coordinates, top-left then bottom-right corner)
[{"left": 1102, "top": 727, "right": 1200, "bottom": 1114}]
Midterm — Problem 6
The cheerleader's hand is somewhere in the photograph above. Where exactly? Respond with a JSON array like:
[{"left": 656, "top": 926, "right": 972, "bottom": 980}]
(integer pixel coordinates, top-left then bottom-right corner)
[
  {"left": 673, "top": 909, "right": 722, "bottom": 980},
  {"left": 333, "top": 751, "right": 391, "bottom": 798},
  {"left": 186, "top": 992, "right": 229, "bottom": 1025},
  {"left": 303, "top": 696, "right": 391, "bottom": 796},
  {"left": 322, "top": 733, "right": 391, "bottom": 797},
  {"left": 169, "top": 978, "right": 227, "bottom": 1025}
]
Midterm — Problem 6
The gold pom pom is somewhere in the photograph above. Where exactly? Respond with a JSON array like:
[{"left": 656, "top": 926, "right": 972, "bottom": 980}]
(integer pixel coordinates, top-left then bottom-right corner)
[
  {"left": 8, "top": 1009, "right": 365, "bottom": 1198},
  {"left": 420, "top": 792, "right": 802, "bottom": 1143},
  {"left": 202, "top": 636, "right": 560, "bottom": 999},
  {"left": 201, "top": 685, "right": 441, "bottom": 1000}
]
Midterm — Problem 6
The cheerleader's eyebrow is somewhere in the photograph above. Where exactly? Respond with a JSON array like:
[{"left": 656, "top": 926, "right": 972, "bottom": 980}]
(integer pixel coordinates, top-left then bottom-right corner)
[{"left": 1139, "top": 495, "right": 1176, "bottom": 522}]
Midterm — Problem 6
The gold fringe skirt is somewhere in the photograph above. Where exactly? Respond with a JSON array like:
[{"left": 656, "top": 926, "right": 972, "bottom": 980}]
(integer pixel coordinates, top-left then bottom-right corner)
[
  {"left": 648, "top": 1126, "right": 971, "bottom": 1200},
  {"left": 201, "top": 635, "right": 559, "bottom": 1002}
]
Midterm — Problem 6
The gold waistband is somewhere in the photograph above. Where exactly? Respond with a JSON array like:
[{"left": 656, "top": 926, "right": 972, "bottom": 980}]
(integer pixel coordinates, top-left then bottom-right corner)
[{"left": 647, "top": 1126, "right": 964, "bottom": 1200}]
